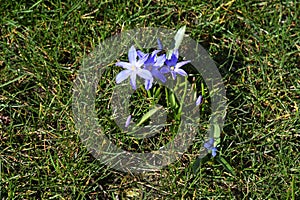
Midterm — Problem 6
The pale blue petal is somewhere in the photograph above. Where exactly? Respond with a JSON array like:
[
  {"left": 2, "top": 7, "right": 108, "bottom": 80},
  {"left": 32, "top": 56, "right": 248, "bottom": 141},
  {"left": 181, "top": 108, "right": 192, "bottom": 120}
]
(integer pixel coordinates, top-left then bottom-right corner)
[
  {"left": 125, "top": 115, "right": 131, "bottom": 127},
  {"left": 116, "top": 61, "right": 132, "bottom": 70},
  {"left": 160, "top": 66, "right": 170, "bottom": 74},
  {"left": 136, "top": 58, "right": 147, "bottom": 68},
  {"left": 137, "top": 69, "right": 152, "bottom": 80},
  {"left": 157, "top": 38, "right": 163, "bottom": 50},
  {"left": 171, "top": 71, "right": 176, "bottom": 80},
  {"left": 204, "top": 138, "right": 214, "bottom": 149},
  {"left": 116, "top": 70, "right": 131, "bottom": 83},
  {"left": 130, "top": 72, "right": 137, "bottom": 90},
  {"left": 137, "top": 50, "right": 147, "bottom": 59},
  {"left": 151, "top": 50, "right": 161, "bottom": 56},
  {"left": 204, "top": 142, "right": 210, "bottom": 149},
  {"left": 152, "top": 69, "right": 166, "bottom": 83},
  {"left": 175, "top": 60, "right": 191, "bottom": 69},
  {"left": 154, "top": 54, "right": 166, "bottom": 67},
  {"left": 128, "top": 46, "right": 137, "bottom": 64},
  {"left": 196, "top": 95, "right": 202, "bottom": 106},
  {"left": 175, "top": 68, "right": 187, "bottom": 76},
  {"left": 212, "top": 147, "right": 217, "bottom": 157}
]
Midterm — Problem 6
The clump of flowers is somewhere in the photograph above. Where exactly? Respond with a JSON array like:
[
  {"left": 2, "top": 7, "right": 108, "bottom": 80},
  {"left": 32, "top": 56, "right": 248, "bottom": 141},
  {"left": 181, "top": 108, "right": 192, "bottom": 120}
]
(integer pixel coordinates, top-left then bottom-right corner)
[
  {"left": 115, "top": 45, "right": 190, "bottom": 91},
  {"left": 114, "top": 26, "right": 218, "bottom": 158},
  {"left": 115, "top": 46, "right": 152, "bottom": 90},
  {"left": 204, "top": 138, "right": 217, "bottom": 157}
]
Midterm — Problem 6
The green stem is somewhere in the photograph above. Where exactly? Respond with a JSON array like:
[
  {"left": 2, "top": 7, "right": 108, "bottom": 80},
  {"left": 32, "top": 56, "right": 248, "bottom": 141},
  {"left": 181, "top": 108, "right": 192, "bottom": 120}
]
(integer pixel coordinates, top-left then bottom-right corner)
[
  {"left": 176, "top": 76, "right": 188, "bottom": 120},
  {"left": 201, "top": 82, "right": 205, "bottom": 112}
]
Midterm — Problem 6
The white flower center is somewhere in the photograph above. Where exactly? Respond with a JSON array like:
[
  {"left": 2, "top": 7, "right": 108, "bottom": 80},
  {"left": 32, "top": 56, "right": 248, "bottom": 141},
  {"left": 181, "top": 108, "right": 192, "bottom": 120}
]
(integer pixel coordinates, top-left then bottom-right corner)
[{"left": 131, "top": 65, "right": 136, "bottom": 71}]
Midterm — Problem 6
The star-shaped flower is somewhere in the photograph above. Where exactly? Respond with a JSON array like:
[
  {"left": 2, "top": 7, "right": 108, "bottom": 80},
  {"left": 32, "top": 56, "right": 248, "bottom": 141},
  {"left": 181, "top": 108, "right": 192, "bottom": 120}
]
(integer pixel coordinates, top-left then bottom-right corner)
[
  {"left": 160, "top": 49, "right": 190, "bottom": 80},
  {"left": 138, "top": 50, "right": 166, "bottom": 90},
  {"left": 116, "top": 46, "right": 152, "bottom": 90},
  {"left": 204, "top": 138, "right": 217, "bottom": 157}
]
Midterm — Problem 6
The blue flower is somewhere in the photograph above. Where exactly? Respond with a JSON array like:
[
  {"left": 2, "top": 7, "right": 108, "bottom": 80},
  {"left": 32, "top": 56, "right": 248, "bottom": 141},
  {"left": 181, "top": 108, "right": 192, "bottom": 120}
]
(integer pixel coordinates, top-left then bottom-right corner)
[
  {"left": 196, "top": 95, "right": 202, "bottom": 106},
  {"left": 204, "top": 138, "right": 217, "bottom": 157},
  {"left": 160, "top": 49, "right": 190, "bottom": 80},
  {"left": 138, "top": 50, "right": 167, "bottom": 90},
  {"left": 157, "top": 38, "right": 163, "bottom": 50},
  {"left": 125, "top": 115, "right": 131, "bottom": 128},
  {"left": 116, "top": 46, "right": 152, "bottom": 90}
]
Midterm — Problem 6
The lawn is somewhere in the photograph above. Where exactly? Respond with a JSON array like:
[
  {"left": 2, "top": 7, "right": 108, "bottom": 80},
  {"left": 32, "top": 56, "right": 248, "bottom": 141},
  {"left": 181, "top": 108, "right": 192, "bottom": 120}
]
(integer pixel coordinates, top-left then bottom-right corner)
[{"left": 0, "top": 0, "right": 299, "bottom": 199}]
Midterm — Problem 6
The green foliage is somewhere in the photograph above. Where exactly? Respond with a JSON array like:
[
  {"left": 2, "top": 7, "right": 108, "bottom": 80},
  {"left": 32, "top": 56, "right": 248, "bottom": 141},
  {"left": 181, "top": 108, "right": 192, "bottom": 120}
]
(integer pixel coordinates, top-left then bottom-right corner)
[{"left": 0, "top": 0, "right": 299, "bottom": 199}]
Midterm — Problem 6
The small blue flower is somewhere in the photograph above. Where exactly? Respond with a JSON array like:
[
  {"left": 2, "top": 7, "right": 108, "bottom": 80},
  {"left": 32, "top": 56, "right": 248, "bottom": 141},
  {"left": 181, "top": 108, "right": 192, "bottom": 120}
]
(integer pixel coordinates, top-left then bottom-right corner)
[
  {"left": 137, "top": 50, "right": 167, "bottom": 90},
  {"left": 204, "top": 138, "right": 217, "bottom": 157},
  {"left": 160, "top": 49, "right": 190, "bottom": 80},
  {"left": 211, "top": 147, "right": 217, "bottom": 157},
  {"left": 196, "top": 95, "right": 202, "bottom": 106},
  {"left": 157, "top": 38, "right": 163, "bottom": 50},
  {"left": 116, "top": 46, "right": 152, "bottom": 90},
  {"left": 125, "top": 115, "right": 131, "bottom": 128}
]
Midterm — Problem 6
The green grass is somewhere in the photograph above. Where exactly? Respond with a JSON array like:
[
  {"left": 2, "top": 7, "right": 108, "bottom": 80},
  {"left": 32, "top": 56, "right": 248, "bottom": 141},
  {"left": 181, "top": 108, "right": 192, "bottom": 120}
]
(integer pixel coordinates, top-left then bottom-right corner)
[{"left": 1, "top": 0, "right": 299, "bottom": 199}]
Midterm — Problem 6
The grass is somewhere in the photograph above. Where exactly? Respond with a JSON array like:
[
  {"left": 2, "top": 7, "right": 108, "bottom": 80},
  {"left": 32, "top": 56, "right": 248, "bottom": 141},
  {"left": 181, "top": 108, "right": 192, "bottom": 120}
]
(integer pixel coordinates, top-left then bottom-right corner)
[{"left": 0, "top": 0, "right": 299, "bottom": 199}]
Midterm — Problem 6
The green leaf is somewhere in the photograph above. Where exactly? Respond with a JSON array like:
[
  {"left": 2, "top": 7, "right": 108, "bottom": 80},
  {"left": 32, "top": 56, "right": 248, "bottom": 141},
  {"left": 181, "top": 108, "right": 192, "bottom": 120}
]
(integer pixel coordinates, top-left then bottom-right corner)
[
  {"left": 212, "top": 123, "right": 221, "bottom": 146},
  {"left": 174, "top": 25, "right": 186, "bottom": 50},
  {"left": 166, "top": 26, "right": 187, "bottom": 59},
  {"left": 169, "top": 92, "right": 177, "bottom": 109},
  {"left": 135, "top": 106, "right": 163, "bottom": 127},
  {"left": 217, "top": 156, "right": 236, "bottom": 176},
  {"left": 192, "top": 151, "right": 209, "bottom": 173},
  {"left": 154, "top": 86, "right": 161, "bottom": 99}
]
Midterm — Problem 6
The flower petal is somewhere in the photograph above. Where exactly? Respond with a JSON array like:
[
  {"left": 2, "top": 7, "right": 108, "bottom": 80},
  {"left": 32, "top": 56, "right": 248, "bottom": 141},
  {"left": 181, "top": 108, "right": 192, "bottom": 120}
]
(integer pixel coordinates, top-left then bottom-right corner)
[
  {"left": 137, "top": 50, "right": 147, "bottom": 59},
  {"left": 130, "top": 72, "right": 137, "bottom": 90},
  {"left": 204, "top": 142, "right": 211, "bottom": 149},
  {"left": 175, "top": 68, "right": 187, "bottom": 77},
  {"left": 166, "top": 50, "right": 178, "bottom": 67},
  {"left": 175, "top": 60, "right": 191, "bottom": 69},
  {"left": 137, "top": 69, "right": 152, "bottom": 80},
  {"left": 204, "top": 138, "right": 214, "bottom": 149},
  {"left": 212, "top": 147, "right": 217, "bottom": 157},
  {"left": 125, "top": 115, "right": 132, "bottom": 128},
  {"left": 196, "top": 95, "right": 202, "bottom": 106},
  {"left": 152, "top": 69, "right": 166, "bottom": 82},
  {"left": 116, "top": 70, "right": 131, "bottom": 83},
  {"left": 160, "top": 66, "right": 170, "bottom": 74},
  {"left": 154, "top": 54, "right": 166, "bottom": 67},
  {"left": 145, "top": 78, "right": 153, "bottom": 90},
  {"left": 157, "top": 38, "right": 163, "bottom": 50},
  {"left": 128, "top": 46, "right": 137, "bottom": 64},
  {"left": 136, "top": 56, "right": 148, "bottom": 68},
  {"left": 173, "top": 49, "right": 179, "bottom": 59},
  {"left": 165, "top": 57, "right": 176, "bottom": 67},
  {"left": 152, "top": 50, "right": 161, "bottom": 56},
  {"left": 116, "top": 61, "right": 132, "bottom": 70},
  {"left": 144, "top": 54, "right": 156, "bottom": 67},
  {"left": 171, "top": 71, "right": 177, "bottom": 80}
]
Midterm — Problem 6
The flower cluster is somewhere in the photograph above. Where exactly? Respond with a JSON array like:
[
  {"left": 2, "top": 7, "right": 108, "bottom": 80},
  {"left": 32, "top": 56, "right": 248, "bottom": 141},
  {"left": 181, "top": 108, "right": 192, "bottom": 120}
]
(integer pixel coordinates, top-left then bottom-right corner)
[
  {"left": 114, "top": 26, "right": 218, "bottom": 158},
  {"left": 204, "top": 138, "right": 217, "bottom": 157},
  {"left": 115, "top": 45, "right": 191, "bottom": 91}
]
